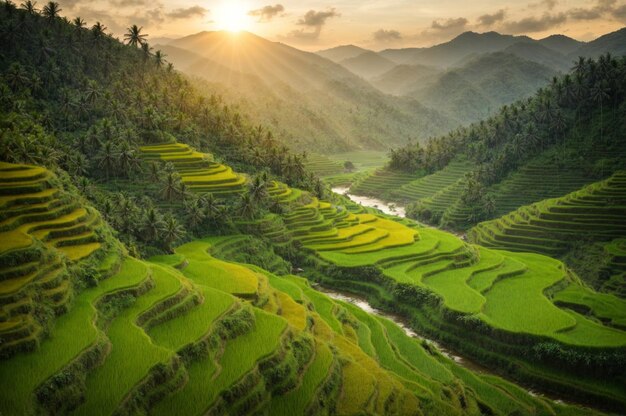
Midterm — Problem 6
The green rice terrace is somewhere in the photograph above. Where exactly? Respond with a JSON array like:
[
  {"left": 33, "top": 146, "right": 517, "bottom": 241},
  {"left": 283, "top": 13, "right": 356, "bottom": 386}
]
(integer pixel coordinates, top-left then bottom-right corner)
[
  {"left": 140, "top": 143, "right": 247, "bottom": 196},
  {"left": 1, "top": 163, "right": 601, "bottom": 416},
  {"left": 469, "top": 171, "right": 626, "bottom": 294},
  {"left": 261, "top": 181, "right": 626, "bottom": 409}
]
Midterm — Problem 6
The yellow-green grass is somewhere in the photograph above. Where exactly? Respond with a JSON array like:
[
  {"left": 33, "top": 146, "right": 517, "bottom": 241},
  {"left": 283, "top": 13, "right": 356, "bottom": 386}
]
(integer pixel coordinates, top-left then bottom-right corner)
[
  {"left": 305, "top": 215, "right": 626, "bottom": 347},
  {"left": 470, "top": 172, "right": 626, "bottom": 256},
  {"left": 152, "top": 309, "right": 288, "bottom": 416},
  {"left": 74, "top": 264, "right": 185, "bottom": 416},
  {"left": 327, "top": 151, "right": 388, "bottom": 172},
  {"left": 420, "top": 247, "right": 502, "bottom": 314},
  {"left": 174, "top": 240, "right": 259, "bottom": 297},
  {"left": 553, "top": 310, "right": 626, "bottom": 347},
  {"left": 350, "top": 168, "right": 420, "bottom": 198},
  {"left": 391, "top": 161, "right": 471, "bottom": 202},
  {"left": 140, "top": 143, "right": 246, "bottom": 196},
  {"left": 304, "top": 153, "right": 344, "bottom": 177},
  {"left": 267, "top": 340, "right": 334, "bottom": 414},
  {"left": 0, "top": 258, "right": 148, "bottom": 416},
  {"left": 552, "top": 284, "right": 626, "bottom": 328},
  {"left": 377, "top": 318, "right": 454, "bottom": 384},
  {"left": 479, "top": 252, "right": 575, "bottom": 335},
  {"left": 148, "top": 272, "right": 235, "bottom": 351},
  {"left": 341, "top": 302, "right": 441, "bottom": 396},
  {"left": 285, "top": 275, "right": 343, "bottom": 334}
]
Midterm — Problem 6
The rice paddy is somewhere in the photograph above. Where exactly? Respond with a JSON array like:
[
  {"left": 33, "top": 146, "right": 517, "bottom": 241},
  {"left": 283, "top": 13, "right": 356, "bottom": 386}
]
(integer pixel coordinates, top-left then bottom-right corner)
[{"left": 140, "top": 143, "right": 247, "bottom": 196}]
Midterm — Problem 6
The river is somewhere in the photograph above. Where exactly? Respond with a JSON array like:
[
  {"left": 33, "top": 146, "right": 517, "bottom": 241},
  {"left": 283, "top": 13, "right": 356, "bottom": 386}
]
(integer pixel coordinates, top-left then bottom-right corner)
[
  {"left": 332, "top": 186, "right": 406, "bottom": 218},
  {"left": 327, "top": 186, "right": 577, "bottom": 407}
]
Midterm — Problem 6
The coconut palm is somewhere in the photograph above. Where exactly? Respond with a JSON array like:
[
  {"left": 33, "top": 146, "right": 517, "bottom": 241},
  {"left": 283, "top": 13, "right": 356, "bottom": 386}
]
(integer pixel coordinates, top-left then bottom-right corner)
[
  {"left": 96, "top": 141, "right": 117, "bottom": 180},
  {"left": 20, "top": 0, "right": 37, "bottom": 14},
  {"left": 162, "top": 214, "right": 185, "bottom": 253},
  {"left": 124, "top": 24, "right": 147, "bottom": 47},
  {"left": 141, "top": 207, "right": 164, "bottom": 242},
  {"left": 42, "top": 1, "right": 60, "bottom": 20},
  {"left": 154, "top": 50, "right": 166, "bottom": 68},
  {"left": 161, "top": 172, "right": 181, "bottom": 202}
]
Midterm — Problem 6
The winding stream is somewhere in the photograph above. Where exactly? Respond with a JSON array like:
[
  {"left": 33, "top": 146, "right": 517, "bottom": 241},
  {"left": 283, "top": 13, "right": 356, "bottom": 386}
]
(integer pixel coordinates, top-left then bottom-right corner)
[
  {"left": 328, "top": 186, "right": 577, "bottom": 407},
  {"left": 332, "top": 186, "right": 406, "bottom": 218}
]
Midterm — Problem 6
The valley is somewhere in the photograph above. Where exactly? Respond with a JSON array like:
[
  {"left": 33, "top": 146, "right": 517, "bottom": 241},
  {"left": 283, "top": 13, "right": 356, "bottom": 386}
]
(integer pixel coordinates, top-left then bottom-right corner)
[{"left": 0, "top": 2, "right": 625, "bottom": 416}]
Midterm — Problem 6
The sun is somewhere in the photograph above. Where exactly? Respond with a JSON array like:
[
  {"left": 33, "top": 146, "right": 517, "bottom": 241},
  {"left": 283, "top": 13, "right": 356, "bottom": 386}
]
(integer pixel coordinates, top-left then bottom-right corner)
[{"left": 214, "top": 2, "right": 252, "bottom": 33}]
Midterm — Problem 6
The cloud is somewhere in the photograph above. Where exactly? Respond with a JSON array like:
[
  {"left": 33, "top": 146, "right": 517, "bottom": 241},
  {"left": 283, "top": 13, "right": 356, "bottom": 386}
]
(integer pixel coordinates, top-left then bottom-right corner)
[
  {"left": 282, "top": 8, "right": 340, "bottom": 42},
  {"left": 477, "top": 9, "right": 506, "bottom": 26},
  {"left": 297, "top": 8, "right": 340, "bottom": 28},
  {"left": 166, "top": 6, "right": 207, "bottom": 19},
  {"left": 248, "top": 4, "right": 285, "bottom": 22},
  {"left": 502, "top": 12, "right": 567, "bottom": 33},
  {"left": 430, "top": 17, "right": 468, "bottom": 31},
  {"left": 373, "top": 29, "right": 402, "bottom": 42},
  {"left": 567, "top": 0, "right": 626, "bottom": 23}
]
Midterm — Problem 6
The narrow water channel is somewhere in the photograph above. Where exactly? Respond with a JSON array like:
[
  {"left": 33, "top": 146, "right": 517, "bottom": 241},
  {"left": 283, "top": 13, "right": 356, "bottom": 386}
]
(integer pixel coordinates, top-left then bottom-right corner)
[
  {"left": 328, "top": 186, "right": 579, "bottom": 408},
  {"left": 332, "top": 186, "right": 406, "bottom": 218}
]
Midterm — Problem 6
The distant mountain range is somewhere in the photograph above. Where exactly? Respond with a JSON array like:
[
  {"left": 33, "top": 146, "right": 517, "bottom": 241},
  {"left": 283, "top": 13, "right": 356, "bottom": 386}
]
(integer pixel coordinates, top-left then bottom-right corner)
[
  {"left": 156, "top": 28, "right": 626, "bottom": 152},
  {"left": 318, "top": 28, "right": 626, "bottom": 126},
  {"left": 157, "top": 32, "right": 455, "bottom": 152}
]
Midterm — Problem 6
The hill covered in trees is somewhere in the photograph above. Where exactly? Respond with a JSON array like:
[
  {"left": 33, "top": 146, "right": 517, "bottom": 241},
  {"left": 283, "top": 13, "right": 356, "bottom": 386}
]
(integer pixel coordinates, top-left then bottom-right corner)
[
  {"left": 1, "top": 2, "right": 625, "bottom": 415},
  {"left": 361, "top": 53, "right": 626, "bottom": 294},
  {"left": 157, "top": 31, "right": 455, "bottom": 153}
]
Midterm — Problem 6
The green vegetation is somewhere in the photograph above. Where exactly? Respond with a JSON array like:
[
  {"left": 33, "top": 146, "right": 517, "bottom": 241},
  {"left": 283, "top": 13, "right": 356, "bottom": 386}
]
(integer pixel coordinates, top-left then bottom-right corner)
[
  {"left": 470, "top": 171, "right": 626, "bottom": 294},
  {"left": 382, "top": 54, "right": 626, "bottom": 232},
  {"left": 1, "top": 3, "right": 624, "bottom": 415}
]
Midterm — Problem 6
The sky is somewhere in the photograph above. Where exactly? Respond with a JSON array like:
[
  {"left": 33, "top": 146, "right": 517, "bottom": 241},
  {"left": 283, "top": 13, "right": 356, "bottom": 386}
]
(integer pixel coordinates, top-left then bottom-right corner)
[{"left": 55, "top": 0, "right": 626, "bottom": 50}]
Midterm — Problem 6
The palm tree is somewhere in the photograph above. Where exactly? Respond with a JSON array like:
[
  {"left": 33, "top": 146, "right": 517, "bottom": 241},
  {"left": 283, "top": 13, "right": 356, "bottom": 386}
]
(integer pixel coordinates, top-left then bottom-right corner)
[
  {"left": 42, "top": 1, "right": 60, "bottom": 20},
  {"left": 162, "top": 214, "right": 185, "bottom": 253},
  {"left": 237, "top": 194, "right": 256, "bottom": 220},
  {"left": 20, "top": 0, "right": 37, "bottom": 14},
  {"left": 184, "top": 199, "right": 205, "bottom": 229},
  {"left": 590, "top": 81, "right": 611, "bottom": 141},
  {"left": 96, "top": 141, "right": 117, "bottom": 180},
  {"left": 5, "top": 63, "right": 29, "bottom": 91},
  {"left": 141, "top": 207, "right": 164, "bottom": 242},
  {"left": 91, "top": 22, "right": 107, "bottom": 46},
  {"left": 117, "top": 142, "right": 142, "bottom": 178},
  {"left": 84, "top": 80, "right": 101, "bottom": 107},
  {"left": 124, "top": 24, "right": 147, "bottom": 47},
  {"left": 248, "top": 176, "right": 268, "bottom": 204},
  {"left": 161, "top": 172, "right": 181, "bottom": 202},
  {"left": 154, "top": 50, "right": 166, "bottom": 68},
  {"left": 148, "top": 162, "right": 161, "bottom": 183}
]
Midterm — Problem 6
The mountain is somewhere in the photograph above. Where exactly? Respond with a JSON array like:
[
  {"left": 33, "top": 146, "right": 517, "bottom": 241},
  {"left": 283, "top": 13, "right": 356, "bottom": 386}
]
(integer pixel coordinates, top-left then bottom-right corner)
[
  {"left": 338, "top": 51, "right": 397, "bottom": 79},
  {"left": 161, "top": 31, "right": 456, "bottom": 152},
  {"left": 504, "top": 42, "right": 570, "bottom": 72},
  {"left": 408, "top": 31, "right": 534, "bottom": 68},
  {"left": 378, "top": 47, "right": 425, "bottom": 64},
  {"left": 316, "top": 44, "right": 372, "bottom": 62},
  {"left": 409, "top": 52, "right": 557, "bottom": 124},
  {"left": 371, "top": 64, "right": 441, "bottom": 96},
  {"left": 538, "top": 34, "right": 584, "bottom": 55},
  {"left": 570, "top": 27, "right": 626, "bottom": 59}
]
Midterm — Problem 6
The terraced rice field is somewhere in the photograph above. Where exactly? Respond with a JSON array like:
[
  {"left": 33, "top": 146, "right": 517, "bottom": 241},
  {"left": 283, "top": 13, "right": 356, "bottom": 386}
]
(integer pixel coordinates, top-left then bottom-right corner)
[
  {"left": 304, "top": 154, "right": 344, "bottom": 177},
  {"left": 0, "top": 163, "right": 112, "bottom": 358},
  {"left": 4, "top": 228, "right": 581, "bottom": 415},
  {"left": 140, "top": 143, "right": 246, "bottom": 196},
  {"left": 390, "top": 161, "right": 471, "bottom": 203},
  {"left": 488, "top": 161, "right": 598, "bottom": 217},
  {"left": 269, "top": 185, "right": 626, "bottom": 348},
  {"left": 350, "top": 169, "right": 421, "bottom": 199},
  {"left": 469, "top": 171, "right": 626, "bottom": 258}
]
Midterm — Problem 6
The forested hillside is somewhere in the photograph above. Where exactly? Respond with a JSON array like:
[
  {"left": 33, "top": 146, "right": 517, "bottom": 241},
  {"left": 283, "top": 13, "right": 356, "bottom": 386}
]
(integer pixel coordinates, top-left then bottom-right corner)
[
  {"left": 1, "top": 3, "right": 625, "bottom": 416},
  {"left": 362, "top": 54, "right": 626, "bottom": 293},
  {"left": 0, "top": 1, "right": 327, "bottom": 256},
  {"left": 158, "top": 31, "right": 456, "bottom": 153}
]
